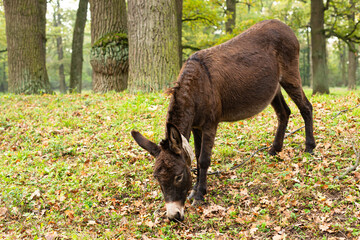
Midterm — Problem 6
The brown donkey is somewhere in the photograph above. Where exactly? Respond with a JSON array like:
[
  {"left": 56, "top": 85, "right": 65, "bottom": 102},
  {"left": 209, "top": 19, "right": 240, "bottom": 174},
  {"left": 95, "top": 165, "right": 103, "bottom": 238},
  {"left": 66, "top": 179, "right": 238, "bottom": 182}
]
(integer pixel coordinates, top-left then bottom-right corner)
[{"left": 131, "top": 19, "right": 315, "bottom": 222}]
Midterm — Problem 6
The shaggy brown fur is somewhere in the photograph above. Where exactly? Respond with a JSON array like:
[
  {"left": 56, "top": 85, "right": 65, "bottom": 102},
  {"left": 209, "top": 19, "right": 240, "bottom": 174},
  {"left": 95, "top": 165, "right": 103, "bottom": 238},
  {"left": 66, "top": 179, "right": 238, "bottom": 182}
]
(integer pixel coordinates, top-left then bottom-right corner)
[{"left": 132, "top": 19, "right": 315, "bottom": 221}]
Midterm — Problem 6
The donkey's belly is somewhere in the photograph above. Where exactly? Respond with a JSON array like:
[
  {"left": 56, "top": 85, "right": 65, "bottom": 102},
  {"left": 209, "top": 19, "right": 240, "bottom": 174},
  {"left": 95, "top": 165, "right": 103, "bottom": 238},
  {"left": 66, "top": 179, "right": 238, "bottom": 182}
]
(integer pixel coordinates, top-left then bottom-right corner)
[
  {"left": 220, "top": 101, "right": 271, "bottom": 122},
  {"left": 219, "top": 84, "right": 279, "bottom": 122}
]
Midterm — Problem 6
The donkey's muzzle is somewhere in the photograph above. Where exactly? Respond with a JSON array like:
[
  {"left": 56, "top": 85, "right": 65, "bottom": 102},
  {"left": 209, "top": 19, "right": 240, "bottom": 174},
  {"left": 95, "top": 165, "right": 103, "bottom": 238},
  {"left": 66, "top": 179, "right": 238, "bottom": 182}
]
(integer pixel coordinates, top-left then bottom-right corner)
[{"left": 166, "top": 201, "right": 184, "bottom": 222}]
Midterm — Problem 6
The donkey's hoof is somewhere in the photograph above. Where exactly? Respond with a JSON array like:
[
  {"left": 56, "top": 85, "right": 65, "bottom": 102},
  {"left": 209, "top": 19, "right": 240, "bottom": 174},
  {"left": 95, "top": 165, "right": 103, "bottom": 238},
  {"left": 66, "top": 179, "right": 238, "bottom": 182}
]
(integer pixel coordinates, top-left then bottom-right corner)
[
  {"left": 305, "top": 148, "right": 314, "bottom": 155},
  {"left": 268, "top": 147, "right": 278, "bottom": 156}
]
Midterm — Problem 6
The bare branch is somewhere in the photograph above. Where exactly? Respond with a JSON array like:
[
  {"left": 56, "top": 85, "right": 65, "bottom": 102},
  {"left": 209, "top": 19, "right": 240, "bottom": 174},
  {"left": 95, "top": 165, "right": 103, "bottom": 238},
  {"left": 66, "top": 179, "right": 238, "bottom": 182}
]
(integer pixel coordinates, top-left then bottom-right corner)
[{"left": 336, "top": 139, "right": 360, "bottom": 180}]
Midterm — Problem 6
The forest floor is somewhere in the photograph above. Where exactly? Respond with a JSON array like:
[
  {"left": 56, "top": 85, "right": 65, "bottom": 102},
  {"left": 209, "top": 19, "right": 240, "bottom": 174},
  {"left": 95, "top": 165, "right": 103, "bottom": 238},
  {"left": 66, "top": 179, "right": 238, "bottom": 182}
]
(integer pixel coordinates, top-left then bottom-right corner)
[{"left": 0, "top": 88, "right": 360, "bottom": 239}]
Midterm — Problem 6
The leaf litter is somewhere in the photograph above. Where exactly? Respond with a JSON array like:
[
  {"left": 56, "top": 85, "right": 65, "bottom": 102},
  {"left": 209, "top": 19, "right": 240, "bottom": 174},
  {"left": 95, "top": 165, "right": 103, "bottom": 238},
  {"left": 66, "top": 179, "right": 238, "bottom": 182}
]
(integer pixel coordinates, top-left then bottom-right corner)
[{"left": 0, "top": 90, "right": 359, "bottom": 239}]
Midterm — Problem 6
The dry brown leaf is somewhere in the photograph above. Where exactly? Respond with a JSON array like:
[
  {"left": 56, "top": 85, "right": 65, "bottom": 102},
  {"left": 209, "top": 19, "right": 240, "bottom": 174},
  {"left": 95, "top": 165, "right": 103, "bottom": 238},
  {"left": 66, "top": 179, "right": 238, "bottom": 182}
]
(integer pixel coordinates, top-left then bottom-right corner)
[
  {"left": 273, "top": 234, "right": 286, "bottom": 240},
  {"left": 45, "top": 231, "right": 58, "bottom": 240},
  {"left": 319, "top": 224, "right": 330, "bottom": 231},
  {"left": 0, "top": 207, "right": 8, "bottom": 217},
  {"left": 145, "top": 220, "right": 155, "bottom": 228},
  {"left": 203, "top": 204, "right": 225, "bottom": 218},
  {"left": 65, "top": 210, "right": 74, "bottom": 219}
]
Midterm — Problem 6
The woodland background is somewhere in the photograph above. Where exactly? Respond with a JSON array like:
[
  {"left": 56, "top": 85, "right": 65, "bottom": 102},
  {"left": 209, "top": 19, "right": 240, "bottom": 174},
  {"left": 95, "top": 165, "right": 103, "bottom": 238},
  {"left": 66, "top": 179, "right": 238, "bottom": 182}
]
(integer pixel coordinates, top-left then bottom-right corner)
[{"left": 0, "top": 0, "right": 359, "bottom": 94}]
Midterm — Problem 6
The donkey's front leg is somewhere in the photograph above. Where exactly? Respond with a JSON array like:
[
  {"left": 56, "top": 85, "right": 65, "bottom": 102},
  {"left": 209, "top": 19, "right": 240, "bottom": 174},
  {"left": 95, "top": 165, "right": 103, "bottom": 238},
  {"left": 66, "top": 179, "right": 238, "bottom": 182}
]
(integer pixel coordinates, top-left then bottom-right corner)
[{"left": 189, "top": 126, "right": 217, "bottom": 204}]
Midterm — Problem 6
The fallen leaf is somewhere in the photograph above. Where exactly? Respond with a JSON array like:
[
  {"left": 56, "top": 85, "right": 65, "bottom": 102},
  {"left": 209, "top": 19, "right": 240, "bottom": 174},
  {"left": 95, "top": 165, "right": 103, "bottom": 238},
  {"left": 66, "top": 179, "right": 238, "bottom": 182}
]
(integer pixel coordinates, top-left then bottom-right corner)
[
  {"left": 45, "top": 231, "right": 58, "bottom": 240},
  {"left": 0, "top": 207, "right": 8, "bottom": 217},
  {"left": 273, "top": 234, "right": 286, "bottom": 240},
  {"left": 250, "top": 227, "right": 258, "bottom": 235},
  {"left": 203, "top": 204, "right": 225, "bottom": 218},
  {"left": 145, "top": 220, "right": 155, "bottom": 228},
  {"left": 319, "top": 224, "right": 330, "bottom": 231},
  {"left": 346, "top": 195, "right": 356, "bottom": 202},
  {"left": 88, "top": 220, "right": 96, "bottom": 225},
  {"left": 65, "top": 210, "right": 74, "bottom": 219},
  {"left": 29, "top": 189, "right": 41, "bottom": 200}
]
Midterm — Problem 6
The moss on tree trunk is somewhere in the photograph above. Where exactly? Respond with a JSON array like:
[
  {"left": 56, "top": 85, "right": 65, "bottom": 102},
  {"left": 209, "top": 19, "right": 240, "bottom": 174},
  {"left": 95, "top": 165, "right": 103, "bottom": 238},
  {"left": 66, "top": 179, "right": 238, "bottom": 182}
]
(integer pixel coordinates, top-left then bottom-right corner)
[{"left": 89, "top": 0, "right": 128, "bottom": 93}]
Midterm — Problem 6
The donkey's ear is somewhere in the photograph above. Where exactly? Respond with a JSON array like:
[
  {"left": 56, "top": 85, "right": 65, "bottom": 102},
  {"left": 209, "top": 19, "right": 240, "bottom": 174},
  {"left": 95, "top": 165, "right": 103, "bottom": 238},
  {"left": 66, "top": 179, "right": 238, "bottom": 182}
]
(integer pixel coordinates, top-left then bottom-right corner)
[
  {"left": 166, "top": 123, "right": 182, "bottom": 155},
  {"left": 131, "top": 130, "right": 161, "bottom": 157}
]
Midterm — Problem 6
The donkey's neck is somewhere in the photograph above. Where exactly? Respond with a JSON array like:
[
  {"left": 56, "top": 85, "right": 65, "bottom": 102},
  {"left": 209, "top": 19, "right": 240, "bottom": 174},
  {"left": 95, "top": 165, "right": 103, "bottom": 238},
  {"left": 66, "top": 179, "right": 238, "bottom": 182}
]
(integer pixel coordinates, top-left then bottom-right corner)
[{"left": 166, "top": 86, "right": 195, "bottom": 140}]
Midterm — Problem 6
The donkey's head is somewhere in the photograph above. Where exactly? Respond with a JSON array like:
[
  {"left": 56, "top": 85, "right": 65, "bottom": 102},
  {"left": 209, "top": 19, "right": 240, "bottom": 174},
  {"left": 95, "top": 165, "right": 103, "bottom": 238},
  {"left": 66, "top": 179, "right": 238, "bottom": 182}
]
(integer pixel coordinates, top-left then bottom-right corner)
[{"left": 131, "top": 123, "right": 193, "bottom": 221}]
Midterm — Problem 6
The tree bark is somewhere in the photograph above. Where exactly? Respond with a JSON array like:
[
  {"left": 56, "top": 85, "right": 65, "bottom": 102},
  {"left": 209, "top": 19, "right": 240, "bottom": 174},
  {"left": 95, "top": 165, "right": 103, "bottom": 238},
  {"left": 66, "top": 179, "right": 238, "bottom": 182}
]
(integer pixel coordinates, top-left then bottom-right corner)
[
  {"left": 176, "top": 0, "right": 183, "bottom": 66},
  {"left": 348, "top": 43, "right": 357, "bottom": 90},
  {"left": 89, "top": 0, "right": 128, "bottom": 93},
  {"left": 0, "top": 62, "right": 7, "bottom": 92},
  {"left": 225, "top": 0, "right": 236, "bottom": 34},
  {"left": 4, "top": 0, "right": 52, "bottom": 94},
  {"left": 311, "top": 0, "right": 329, "bottom": 94},
  {"left": 339, "top": 42, "right": 347, "bottom": 87},
  {"left": 128, "top": 0, "right": 180, "bottom": 92},
  {"left": 54, "top": 0, "right": 66, "bottom": 93},
  {"left": 69, "top": 0, "right": 88, "bottom": 93}
]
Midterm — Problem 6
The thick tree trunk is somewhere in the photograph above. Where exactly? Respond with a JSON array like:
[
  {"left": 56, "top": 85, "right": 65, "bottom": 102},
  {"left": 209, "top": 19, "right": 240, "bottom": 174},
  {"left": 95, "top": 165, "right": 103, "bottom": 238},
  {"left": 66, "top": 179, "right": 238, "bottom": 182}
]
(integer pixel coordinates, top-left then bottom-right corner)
[
  {"left": 225, "top": 0, "right": 236, "bottom": 34},
  {"left": 4, "top": 0, "right": 52, "bottom": 94},
  {"left": 54, "top": 0, "right": 66, "bottom": 93},
  {"left": 311, "top": 0, "right": 329, "bottom": 94},
  {"left": 348, "top": 43, "right": 357, "bottom": 90},
  {"left": 128, "top": 0, "right": 180, "bottom": 92},
  {"left": 89, "top": 0, "right": 128, "bottom": 93},
  {"left": 69, "top": 0, "right": 88, "bottom": 93}
]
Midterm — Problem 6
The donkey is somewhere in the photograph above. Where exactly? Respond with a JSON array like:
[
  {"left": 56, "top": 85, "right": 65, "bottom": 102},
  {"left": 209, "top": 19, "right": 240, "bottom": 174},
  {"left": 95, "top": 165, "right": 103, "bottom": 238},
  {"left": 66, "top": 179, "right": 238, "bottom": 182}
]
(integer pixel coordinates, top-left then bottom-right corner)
[{"left": 131, "top": 19, "right": 316, "bottom": 222}]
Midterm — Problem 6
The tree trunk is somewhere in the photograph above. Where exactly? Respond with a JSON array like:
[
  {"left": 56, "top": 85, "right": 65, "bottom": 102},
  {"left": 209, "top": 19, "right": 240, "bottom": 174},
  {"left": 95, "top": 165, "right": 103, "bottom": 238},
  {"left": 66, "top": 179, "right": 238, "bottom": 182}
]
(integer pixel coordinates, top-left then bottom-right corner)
[
  {"left": 128, "top": 0, "right": 180, "bottom": 92},
  {"left": 69, "top": 0, "right": 88, "bottom": 93},
  {"left": 311, "top": 0, "right": 329, "bottom": 94},
  {"left": 348, "top": 43, "right": 357, "bottom": 90},
  {"left": 4, "top": 0, "right": 52, "bottom": 94},
  {"left": 339, "top": 43, "right": 347, "bottom": 87},
  {"left": 54, "top": 0, "right": 66, "bottom": 93},
  {"left": 89, "top": 0, "right": 128, "bottom": 93},
  {"left": 225, "top": 0, "right": 236, "bottom": 34},
  {"left": 0, "top": 62, "right": 6, "bottom": 92},
  {"left": 176, "top": 0, "right": 183, "bottom": 66},
  {"left": 305, "top": 26, "right": 311, "bottom": 87}
]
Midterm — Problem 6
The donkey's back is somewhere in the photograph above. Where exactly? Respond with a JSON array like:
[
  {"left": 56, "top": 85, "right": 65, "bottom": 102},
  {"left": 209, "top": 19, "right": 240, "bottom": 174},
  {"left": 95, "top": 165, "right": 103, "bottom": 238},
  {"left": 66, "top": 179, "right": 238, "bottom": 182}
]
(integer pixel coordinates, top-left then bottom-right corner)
[{"left": 188, "top": 19, "right": 301, "bottom": 122}]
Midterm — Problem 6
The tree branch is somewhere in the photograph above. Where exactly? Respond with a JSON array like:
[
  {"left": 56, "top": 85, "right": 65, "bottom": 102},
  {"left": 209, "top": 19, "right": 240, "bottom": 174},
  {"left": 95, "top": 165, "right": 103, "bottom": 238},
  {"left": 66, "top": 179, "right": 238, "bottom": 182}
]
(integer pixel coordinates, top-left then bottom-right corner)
[
  {"left": 324, "top": 0, "right": 331, "bottom": 10},
  {"left": 325, "top": 29, "right": 360, "bottom": 52},
  {"left": 182, "top": 16, "right": 217, "bottom": 25},
  {"left": 336, "top": 139, "right": 360, "bottom": 180},
  {"left": 182, "top": 44, "right": 201, "bottom": 52},
  {"left": 0, "top": 49, "right": 7, "bottom": 53}
]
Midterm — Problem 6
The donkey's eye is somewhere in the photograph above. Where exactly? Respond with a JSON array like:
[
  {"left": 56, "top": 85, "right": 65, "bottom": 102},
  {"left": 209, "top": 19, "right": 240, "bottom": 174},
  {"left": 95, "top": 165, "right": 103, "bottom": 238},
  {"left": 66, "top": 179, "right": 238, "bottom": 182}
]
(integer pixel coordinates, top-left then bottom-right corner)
[{"left": 174, "top": 173, "right": 184, "bottom": 183}]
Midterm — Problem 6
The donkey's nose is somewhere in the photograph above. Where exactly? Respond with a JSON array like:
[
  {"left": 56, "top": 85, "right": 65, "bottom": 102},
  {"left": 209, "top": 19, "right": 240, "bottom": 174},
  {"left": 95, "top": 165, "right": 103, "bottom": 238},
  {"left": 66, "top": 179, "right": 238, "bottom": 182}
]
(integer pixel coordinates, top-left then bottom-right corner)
[
  {"left": 166, "top": 201, "right": 185, "bottom": 222},
  {"left": 168, "top": 211, "right": 184, "bottom": 222}
]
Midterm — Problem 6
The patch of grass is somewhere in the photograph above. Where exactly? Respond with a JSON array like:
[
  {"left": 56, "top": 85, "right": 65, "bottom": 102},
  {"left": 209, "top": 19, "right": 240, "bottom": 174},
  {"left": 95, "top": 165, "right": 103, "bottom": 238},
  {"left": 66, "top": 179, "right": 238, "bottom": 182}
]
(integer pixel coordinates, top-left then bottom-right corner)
[{"left": 0, "top": 88, "right": 359, "bottom": 239}]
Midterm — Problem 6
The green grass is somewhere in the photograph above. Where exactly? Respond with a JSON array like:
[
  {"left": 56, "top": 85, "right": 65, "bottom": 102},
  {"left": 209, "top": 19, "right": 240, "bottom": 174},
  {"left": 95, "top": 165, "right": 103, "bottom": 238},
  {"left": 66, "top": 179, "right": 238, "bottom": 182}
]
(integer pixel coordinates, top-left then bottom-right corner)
[{"left": 0, "top": 88, "right": 359, "bottom": 239}]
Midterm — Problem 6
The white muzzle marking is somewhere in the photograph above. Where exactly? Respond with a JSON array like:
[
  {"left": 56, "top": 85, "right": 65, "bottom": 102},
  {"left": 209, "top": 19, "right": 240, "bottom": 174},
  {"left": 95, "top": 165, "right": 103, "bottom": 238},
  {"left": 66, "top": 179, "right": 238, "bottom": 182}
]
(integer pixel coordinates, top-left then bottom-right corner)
[{"left": 166, "top": 201, "right": 184, "bottom": 220}]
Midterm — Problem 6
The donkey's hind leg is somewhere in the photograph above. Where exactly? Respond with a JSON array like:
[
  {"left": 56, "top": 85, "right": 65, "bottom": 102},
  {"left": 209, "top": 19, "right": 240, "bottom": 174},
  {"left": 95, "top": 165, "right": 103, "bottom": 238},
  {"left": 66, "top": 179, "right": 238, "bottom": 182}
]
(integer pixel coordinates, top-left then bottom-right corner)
[
  {"left": 269, "top": 90, "right": 291, "bottom": 155},
  {"left": 280, "top": 79, "right": 316, "bottom": 153}
]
